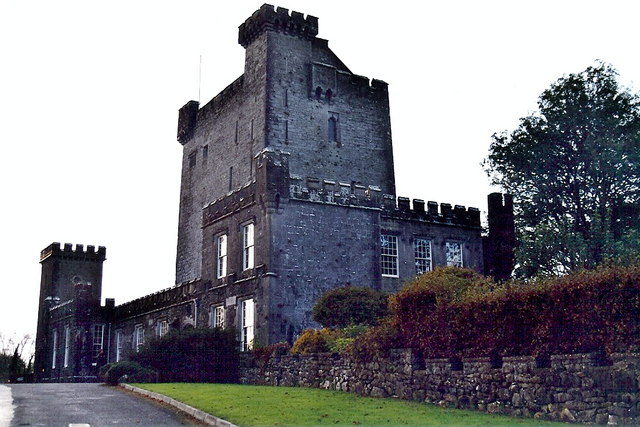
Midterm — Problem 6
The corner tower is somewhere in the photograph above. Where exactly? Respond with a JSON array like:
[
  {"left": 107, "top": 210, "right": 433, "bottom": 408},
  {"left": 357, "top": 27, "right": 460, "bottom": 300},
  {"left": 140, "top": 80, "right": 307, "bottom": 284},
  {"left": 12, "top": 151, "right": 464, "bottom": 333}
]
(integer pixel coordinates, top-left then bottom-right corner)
[
  {"left": 175, "top": 4, "right": 395, "bottom": 284},
  {"left": 34, "top": 243, "right": 106, "bottom": 381}
]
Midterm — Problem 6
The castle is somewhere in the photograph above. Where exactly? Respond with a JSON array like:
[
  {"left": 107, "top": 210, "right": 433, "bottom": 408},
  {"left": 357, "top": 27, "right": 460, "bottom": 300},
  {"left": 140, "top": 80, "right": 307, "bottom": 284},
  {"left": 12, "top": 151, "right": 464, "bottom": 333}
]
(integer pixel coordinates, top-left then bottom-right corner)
[{"left": 34, "top": 4, "right": 514, "bottom": 382}]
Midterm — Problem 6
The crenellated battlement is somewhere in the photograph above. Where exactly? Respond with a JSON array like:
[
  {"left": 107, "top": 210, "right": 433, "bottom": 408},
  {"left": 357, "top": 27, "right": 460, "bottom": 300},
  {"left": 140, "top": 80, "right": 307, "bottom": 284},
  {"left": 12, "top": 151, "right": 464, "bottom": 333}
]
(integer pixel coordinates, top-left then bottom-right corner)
[
  {"left": 114, "top": 280, "right": 202, "bottom": 320},
  {"left": 311, "top": 62, "right": 388, "bottom": 101},
  {"left": 40, "top": 242, "right": 106, "bottom": 262},
  {"left": 239, "top": 4, "right": 319, "bottom": 48},
  {"left": 288, "top": 176, "right": 480, "bottom": 227},
  {"left": 202, "top": 180, "right": 257, "bottom": 226},
  {"left": 384, "top": 198, "right": 481, "bottom": 228}
]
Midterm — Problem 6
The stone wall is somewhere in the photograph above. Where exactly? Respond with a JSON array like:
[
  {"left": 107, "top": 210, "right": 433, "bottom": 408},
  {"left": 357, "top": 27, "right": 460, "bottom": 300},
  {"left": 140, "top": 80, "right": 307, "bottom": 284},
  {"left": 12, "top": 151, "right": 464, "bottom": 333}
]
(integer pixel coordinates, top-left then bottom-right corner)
[{"left": 241, "top": 349, "right": 640, "bottom": 425}]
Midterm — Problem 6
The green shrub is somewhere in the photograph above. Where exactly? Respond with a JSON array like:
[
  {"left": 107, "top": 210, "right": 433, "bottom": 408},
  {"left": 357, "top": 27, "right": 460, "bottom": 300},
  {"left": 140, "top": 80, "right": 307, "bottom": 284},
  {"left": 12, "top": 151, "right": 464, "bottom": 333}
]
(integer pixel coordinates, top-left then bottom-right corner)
[
  {"left": 312, "top": 286, "right": 389, "bottom": 328},
  {"left": 290, "top": 329, "right": 338, "bottom": 354},
  {"left": 131, "top": 328, "right": 240, "bottom": 382},
  {"left": 104, "top": 361, "right": 157, "bottom": 385}
]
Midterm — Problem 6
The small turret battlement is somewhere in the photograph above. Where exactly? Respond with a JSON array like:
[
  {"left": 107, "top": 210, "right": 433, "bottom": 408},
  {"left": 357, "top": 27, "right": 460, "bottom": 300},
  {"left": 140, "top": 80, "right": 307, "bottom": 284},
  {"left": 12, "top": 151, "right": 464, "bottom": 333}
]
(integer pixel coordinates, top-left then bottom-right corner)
[
  {"left": 239, "top": 4, "right": 319, "bottom": 48},
  {"left": 40, "top": 242, "right": 106, "bottom": 262}
]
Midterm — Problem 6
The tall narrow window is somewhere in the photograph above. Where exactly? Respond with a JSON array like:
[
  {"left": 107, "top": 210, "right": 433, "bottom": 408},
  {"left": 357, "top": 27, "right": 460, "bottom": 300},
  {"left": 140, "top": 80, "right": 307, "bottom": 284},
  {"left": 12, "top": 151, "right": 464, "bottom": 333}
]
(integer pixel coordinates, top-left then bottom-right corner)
[
  {"left": 284, "top": 120, "right": 289, "bottom": 141},
  {"left": 328, "top": 117, "right": 337, "bottom": 142},
  {"left": 380, "top": 234, "right": 399, "bottom": 277},
  {"left": 210, "top": 305, "right": 225, "bottom": 329},
  {"left": 446, "top": 242, "right": 463, "bottom": 267},
  {"left": 242, "top": 223, "right": 255, "bottom": 270},
  {"left": 241, "top": 298, "right": 255, "bottom": 351},
  {"left": 189, "top": 151, "right": 197, "bottom": 168},
  {"left": 52, "top": 330, "right": 58, "bottom": 369},
  {"left": 202, "top": 145, "right": 208, "bottom": 161},
  {"left": 158, "top": 320, "right": 169, "bottom": 337},
  {"left": 229, "top": 166, "right": 233, "bottom": 191},
  {"left": 63, "top": 325, "right": 70, "bottom": 368},
  {"left": 217, "top": 234, "right": 227, "bottom": 278},
  {"left": 414, "top": 238, "right": 432, "bottom": 275},
  {"left": 134, "top": 325, "right": 144, "bottom": 352},
  {"left": 250, "top": 119, "right": 254, "bottom": 140},
  {"left": 235, "top": 121, "right": 239, "bottom": 143},
  {"left": 326, "top": 88, "right": 332, "bottom": 103},
  {"left": 115, "top": 331, "right": 123, "bottom": 362},
  {"left": 284, "top": 88, "right": 288, "bottom": 107},
  {"left": 315, "top": 86, "right": 322, "bottom": 99},
  {"left": 93, "top": 324, "right": 104, "bottom": 359}
]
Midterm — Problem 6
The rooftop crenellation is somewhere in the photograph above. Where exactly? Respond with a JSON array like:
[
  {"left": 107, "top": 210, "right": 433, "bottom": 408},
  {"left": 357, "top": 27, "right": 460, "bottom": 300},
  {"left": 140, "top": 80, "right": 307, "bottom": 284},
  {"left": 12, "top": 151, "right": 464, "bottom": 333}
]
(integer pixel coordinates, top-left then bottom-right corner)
[
  {"left": 238, "top": 4, "right": 319, "bottom": 48},
  {"left": 40, "top": 242, "right": 106, "bottom": 262}
]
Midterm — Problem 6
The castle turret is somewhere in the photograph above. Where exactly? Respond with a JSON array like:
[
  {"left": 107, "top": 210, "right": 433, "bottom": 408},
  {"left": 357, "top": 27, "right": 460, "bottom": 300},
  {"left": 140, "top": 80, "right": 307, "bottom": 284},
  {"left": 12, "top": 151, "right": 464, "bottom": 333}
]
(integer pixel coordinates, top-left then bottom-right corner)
[
  {"left": 483, "top": 193, "right": 516, "bottom": 280},
  {"left": 34, "top": 243, "right": 106, "bottom": 381}
]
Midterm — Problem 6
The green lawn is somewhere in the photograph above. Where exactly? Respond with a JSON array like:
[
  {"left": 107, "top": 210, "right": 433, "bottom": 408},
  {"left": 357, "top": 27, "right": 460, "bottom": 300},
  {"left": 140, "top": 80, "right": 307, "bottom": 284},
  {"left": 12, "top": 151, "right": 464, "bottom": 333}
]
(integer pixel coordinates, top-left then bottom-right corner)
[{"left": 134, "top": 383, "right": 563, "bottom": 426}]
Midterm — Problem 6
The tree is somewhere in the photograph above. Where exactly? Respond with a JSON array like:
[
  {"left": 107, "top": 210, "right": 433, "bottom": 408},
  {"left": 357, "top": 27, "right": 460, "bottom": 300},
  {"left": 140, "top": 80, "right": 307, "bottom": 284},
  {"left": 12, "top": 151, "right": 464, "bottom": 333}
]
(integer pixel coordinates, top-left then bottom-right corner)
[{"left": 485, "top": 62, "right": 640, "bottom": 277}]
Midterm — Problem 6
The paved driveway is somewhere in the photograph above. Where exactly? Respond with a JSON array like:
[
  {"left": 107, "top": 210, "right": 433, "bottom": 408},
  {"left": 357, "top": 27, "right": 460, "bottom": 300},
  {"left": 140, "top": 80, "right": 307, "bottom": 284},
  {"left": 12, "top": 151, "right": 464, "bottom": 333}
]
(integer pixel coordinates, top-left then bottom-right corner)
[{"left": 3, "top": 383, "right": 199, "bottom": 426}]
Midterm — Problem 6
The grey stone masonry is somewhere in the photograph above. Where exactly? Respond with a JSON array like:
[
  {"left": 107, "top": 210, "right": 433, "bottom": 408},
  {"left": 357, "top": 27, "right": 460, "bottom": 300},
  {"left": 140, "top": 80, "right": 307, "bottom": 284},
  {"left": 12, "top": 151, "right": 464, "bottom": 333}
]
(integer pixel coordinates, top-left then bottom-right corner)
[{"left": 241, "top": 350, "right": 640, "bottom": 425}]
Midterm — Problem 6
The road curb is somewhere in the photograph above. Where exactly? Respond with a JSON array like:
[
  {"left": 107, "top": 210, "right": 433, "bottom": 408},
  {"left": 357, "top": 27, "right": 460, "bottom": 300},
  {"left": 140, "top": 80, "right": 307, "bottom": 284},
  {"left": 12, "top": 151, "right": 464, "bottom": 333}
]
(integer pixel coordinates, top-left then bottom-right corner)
[{"left": 120, "top": 384, "right": 236, "bottom": 427}]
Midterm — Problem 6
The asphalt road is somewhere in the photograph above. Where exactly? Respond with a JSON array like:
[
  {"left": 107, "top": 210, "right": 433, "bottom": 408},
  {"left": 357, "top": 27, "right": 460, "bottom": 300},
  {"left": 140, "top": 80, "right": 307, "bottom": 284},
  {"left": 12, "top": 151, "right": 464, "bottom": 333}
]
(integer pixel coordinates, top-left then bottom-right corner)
[{"left": 3, "top": 383, "right": 200, "bottom": 427}]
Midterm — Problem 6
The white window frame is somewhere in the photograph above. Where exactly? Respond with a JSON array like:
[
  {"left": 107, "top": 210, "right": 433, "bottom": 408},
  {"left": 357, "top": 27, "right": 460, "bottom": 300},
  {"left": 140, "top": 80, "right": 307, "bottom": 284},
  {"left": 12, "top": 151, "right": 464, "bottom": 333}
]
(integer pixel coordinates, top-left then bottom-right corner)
[
  {"left": 52, "top": 329, "right": 58, "bottom": 369},
  {"left": 414, "top": 238, "right": 433, "bottom": 275},
  {"left": 380, "top": 234, "right": 399, "bottom": 277},
  {"left": 134, "top": 325, "right": 144, "bottom": 352},
  {"left": 63, "top": 325, "right": 70, "bottom": 368},
  {"left": 446, "top": 241, "right": 464, "bottom": 267},
  {"left": 217, "top": 234, "right": 228, "bottom": 278},
  {"left": 115, "top": 331, "right": 123, "bottom": 362},
  {"left": 240, "top": 298, "right": 255, "bottom": 351},
  {"left": 242, "top": 222, "right": 255, "bottom": 270},
  {"left": 93, "top": 324, "right": 104, "bottom": 359},
  {"left": 210, "top": 305, "right": 225, "bottom": 329},
  {"left": 158, "top": 320, "right": 169, "bottom": 337}
]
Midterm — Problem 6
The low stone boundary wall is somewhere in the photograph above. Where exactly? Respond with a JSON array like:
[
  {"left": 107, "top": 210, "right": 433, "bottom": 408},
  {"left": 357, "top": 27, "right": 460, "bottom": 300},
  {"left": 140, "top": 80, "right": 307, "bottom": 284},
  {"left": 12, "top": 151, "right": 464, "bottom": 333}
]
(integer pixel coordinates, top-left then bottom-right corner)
[{"left": 240, "top": 350, "right": 640, "bottom": 425}]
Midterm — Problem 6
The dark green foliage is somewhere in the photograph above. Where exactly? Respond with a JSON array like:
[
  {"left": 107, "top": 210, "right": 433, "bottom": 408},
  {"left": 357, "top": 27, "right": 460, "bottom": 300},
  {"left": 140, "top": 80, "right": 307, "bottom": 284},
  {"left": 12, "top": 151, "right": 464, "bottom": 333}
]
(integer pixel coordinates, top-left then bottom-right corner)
[
  {"left": 0, "top": 346, "right": 27, "bottom": 383},
  {"left": 252, "top": 342, "right": 290, "bottom": 364},
  {"left": 353, "top": 265, "right": 640, "bottom": 360},
  {"left": 312, "top": 286, "right": 389, "bottom": 328},
  {"left": 484, "top": 62, "right": 640, "bottom": 277},
  {"left": 103, "top": 361, "right": 157, "bottom": 385},
  {"left": 131, "top": 328, "right": 240, "bottom": 383}
]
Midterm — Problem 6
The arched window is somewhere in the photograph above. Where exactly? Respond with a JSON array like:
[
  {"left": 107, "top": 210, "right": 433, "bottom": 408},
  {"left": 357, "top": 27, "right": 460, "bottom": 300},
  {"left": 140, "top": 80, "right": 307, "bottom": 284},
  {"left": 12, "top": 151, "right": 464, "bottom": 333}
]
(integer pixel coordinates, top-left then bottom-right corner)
[{"left": 315, "top": 86, "right": 322, "bottom": 100}]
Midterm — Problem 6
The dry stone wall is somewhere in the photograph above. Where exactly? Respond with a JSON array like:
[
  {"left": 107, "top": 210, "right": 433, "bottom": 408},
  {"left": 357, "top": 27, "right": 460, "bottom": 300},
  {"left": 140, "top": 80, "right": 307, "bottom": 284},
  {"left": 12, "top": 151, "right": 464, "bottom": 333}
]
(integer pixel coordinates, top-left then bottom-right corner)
[{"left": 241, "top": 350, "right": 640, "bottom": 425}]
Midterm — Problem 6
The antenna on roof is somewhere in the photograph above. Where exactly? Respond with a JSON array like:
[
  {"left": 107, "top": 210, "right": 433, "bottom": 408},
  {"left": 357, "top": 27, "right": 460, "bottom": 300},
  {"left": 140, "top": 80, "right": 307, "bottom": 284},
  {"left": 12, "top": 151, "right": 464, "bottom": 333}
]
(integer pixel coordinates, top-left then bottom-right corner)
[{"left": 198, "top": 55, "right": 202, "bottom": 104}]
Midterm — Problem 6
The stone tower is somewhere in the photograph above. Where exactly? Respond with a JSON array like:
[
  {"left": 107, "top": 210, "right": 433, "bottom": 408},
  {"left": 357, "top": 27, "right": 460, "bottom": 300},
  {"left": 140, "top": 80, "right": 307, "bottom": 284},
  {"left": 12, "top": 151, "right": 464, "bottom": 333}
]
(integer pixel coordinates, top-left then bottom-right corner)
[
  {"left": 175, "top": 4, "right": 395, "bottom": 285},
  {"left": 34, "top": 243, "right": 106, "bottom": 381}
]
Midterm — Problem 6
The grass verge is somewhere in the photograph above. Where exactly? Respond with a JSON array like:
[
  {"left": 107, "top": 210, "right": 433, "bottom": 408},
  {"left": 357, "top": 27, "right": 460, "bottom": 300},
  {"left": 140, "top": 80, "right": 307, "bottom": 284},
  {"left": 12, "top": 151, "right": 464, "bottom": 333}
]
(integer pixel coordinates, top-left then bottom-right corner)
[{"left": 133, "top": 383, "right": 563, "bottom": 426}]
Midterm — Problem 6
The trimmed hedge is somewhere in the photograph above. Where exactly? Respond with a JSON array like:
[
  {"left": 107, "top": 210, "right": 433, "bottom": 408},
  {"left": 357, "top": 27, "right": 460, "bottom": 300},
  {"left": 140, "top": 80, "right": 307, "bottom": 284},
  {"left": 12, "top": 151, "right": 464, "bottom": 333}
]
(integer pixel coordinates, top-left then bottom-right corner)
[
  {"left": 312, "top": 286, "right": 389, "bottom": 328},
  {"left": 102, "top": 361, "right": 157, "bottom": 385},
  {"left": 131, "top": 328, "right": 240, "bottom": 382},
  {"left": 352, "top": 265, "right": 640, "bottom": 360}
]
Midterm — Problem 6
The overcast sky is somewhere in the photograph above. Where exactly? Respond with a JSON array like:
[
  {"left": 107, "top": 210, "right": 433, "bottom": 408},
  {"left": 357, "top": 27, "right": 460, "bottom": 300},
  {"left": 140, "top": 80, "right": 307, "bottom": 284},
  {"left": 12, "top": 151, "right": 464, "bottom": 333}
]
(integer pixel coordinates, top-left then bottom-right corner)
[{"left": 1, "top": 0, "right": 639, "bottom": 344}]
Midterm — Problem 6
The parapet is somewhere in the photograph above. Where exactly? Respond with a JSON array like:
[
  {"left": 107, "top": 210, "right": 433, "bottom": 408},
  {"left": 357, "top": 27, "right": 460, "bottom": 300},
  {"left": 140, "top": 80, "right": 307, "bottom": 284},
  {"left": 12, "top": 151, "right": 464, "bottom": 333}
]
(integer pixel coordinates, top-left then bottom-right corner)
[
  {"left": 289, "top": 176, "right": 385, "bottom": 209},
  {"left": 203, "top": 181, "right": 257, "bottom": 227},
  {"left": 40, "top": 242, "right": 106, "bottom": 262},
  {"left": 384, "top": 198, "right": 481, "bottom": 228},
  {"left": 239, "top": 4, "right": 319, "bottom": 48},
  {"left": 114, "top": 280, "right": 202, "bottom": 321}
]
